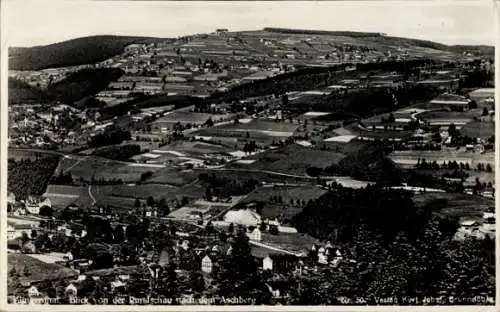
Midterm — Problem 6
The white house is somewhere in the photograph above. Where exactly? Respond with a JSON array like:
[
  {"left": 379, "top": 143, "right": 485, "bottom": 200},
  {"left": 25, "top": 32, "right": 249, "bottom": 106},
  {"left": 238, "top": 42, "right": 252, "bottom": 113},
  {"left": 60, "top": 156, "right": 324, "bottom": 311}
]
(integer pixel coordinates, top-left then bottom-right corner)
[
  {"left": 263, "top": 256, "right": 273, "bottom": 271},
  {"left": 318, "top": 247, "right": 328, "bottom": 265},
  {"left": 247, "top": 228, "right": 262, "bottom": 241},
  {"left": 27, "top": 285, "right": 40, "bottom": 297},
  {"left": 201, "top": 255, "right": 213, "bottom": 274},
  {"left": 64, "top": 251, "right": 74, "bottom": 261}
]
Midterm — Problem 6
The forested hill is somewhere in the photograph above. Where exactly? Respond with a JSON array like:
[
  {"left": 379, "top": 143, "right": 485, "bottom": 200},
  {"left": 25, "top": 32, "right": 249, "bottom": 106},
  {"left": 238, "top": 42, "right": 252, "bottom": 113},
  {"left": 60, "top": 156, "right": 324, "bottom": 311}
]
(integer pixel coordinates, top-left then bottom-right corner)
[{"left": 9, "top": 35, "right": 166, "bottom": 70}]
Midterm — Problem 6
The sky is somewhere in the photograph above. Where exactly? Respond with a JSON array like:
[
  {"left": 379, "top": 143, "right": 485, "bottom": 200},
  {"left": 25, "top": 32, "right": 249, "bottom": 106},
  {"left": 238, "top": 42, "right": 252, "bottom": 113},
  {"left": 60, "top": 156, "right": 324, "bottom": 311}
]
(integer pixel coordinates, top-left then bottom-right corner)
[{"left": 5, "top": 0, "right": 497, "bottom": 47}]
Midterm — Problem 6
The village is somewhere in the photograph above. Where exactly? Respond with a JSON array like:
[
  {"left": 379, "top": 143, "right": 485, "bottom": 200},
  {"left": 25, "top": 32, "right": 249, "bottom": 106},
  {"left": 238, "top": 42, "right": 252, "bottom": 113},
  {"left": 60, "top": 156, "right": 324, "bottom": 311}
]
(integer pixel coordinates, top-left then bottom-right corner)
[{"left": 7, "top": 26, "right": 496, "bottom": 305}]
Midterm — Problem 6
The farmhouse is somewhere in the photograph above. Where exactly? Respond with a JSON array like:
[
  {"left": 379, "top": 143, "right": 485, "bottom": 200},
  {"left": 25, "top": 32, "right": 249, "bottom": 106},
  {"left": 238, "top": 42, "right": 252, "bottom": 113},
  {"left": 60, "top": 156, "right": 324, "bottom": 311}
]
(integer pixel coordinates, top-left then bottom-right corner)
[
  {"left": 429, "top": 93, "right": 472, "bottom": 111},
  {"left": 24, "top": 196, "right": 51, "bottom": 215}
]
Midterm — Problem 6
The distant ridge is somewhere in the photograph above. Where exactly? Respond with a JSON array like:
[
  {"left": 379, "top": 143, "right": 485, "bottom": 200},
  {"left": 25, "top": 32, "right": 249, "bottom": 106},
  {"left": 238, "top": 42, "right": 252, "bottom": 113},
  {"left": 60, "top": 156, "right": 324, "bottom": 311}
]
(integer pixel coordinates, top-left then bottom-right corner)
[
  {"left": 262, "top": 27, "right": 494, "bottom": 55},
  {"left": 9, "top": 35, "right": 167, "bottom": 70}
]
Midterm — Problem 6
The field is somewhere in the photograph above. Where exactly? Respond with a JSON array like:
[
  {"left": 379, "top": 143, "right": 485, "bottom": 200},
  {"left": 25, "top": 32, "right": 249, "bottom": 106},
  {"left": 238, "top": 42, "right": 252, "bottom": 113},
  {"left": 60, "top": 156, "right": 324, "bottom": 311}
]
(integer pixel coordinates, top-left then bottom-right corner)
[
  {"left": 153, "top": 141, "right": 235, "bottom": 157},
  {"left": 460, "top": 121, "right": 495, "bottom": 139},
  {"left": 389, "top": 150, "right": 495, "bottom": 169},
  {"left": 259, "top": 232, "right": 320, "bottom": 256},
  {"left": 193, "top": 119, "right": 299, "bottom": 141},
  {"left": 27, "top": 252, "right": 67, "bottom": 264},
  {"left": 152, "top": 111, "right": 235, "bottom": 129},
  {"left": 44, "top": 184, "right": 94, "bottom": 208},
  {"left": 7, "top": 254, "right": 78, "bottom": 293},
  {"left": 413, "top": 192, "right": 494, "bottom": 222},
  {"left": 147, "top": 168, "right": 198, "bottom": 186},
  {"left": 229, "top": 144, "right": 347, "bottom": 176},
  {"left": 93, "top": 181, "right": 204, "bottom": 209},
  {"left": 68, "top": 156, "right": 164, "bottom": 182},
  {"left": 240, "top": 184, "right": 327, "bottom": 221}
]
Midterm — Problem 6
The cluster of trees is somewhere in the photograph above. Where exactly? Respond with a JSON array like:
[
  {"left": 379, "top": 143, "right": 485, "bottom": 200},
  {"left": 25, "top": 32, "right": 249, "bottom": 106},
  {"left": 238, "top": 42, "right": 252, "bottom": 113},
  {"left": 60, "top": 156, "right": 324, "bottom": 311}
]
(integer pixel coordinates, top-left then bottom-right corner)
[
  {"left": 47, "top": 68, "right": 124, "bottom": 105},
  {"left": 406, "top": 171, "right": 465, "bottom": 193},
  {"left": 416, "top": 158, "right": 492, "bottom": 173},
  {"left": 199, "top": 173, "right": 259, "bottom": 199},
  {"left": 8, "top": 156, "right": 60, "bottom": 200},
  {"left": 51, "top": 171, "right": 74, "bottom": 185},
  {"left": 416, "top": 159, "right": 470, "bottom": 171},
  {"left": 290, "top": 183, "right": 494, "bottom": 302},
  {"left": 323, "top": 147, "right": 404, "bottom": 185},
  {"left": 88, "top": 127, "right": 131, "bottom": 148},
  {"left": 243, "top": 141, "right": 259, "bottom": 154},
  {"left": 92, "top": 144, "right": 141, "bottom": 161},
  {"left": 215, "top": 227, "right": 272, "bottom": 304}
]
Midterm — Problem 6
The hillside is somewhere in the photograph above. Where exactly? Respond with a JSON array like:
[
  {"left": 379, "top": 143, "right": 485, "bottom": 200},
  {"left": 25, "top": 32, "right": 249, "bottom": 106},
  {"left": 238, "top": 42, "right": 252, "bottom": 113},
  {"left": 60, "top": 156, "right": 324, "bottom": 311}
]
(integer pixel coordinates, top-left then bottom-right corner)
[
  {"left": 7, "top": 254, "right": 78, "bottom": 294},
  {"left": 9, "top": 35, "right": 166, "bottom": 70},
  {"left": 261, "top": 28, "right": 493, "bottom": 55},
  {"left": 46, "top": 67, "right": 124, "bottom": 104},
  {"left": 8, "top": 78, "right": 50, "bottom": 104}
]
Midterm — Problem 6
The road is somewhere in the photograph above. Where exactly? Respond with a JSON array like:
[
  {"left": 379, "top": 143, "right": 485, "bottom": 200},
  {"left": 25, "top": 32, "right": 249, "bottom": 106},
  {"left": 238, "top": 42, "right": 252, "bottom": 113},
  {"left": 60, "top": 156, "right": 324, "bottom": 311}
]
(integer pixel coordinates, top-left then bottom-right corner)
[
  {"left": 88, "top": 185, "right": 97, "bottom": 205},
  {"left": 10, "top": 147, "right": 166, "bottom": 168},
  {"left": 194, "top": 167, "right": 334, "bottom": 180}
]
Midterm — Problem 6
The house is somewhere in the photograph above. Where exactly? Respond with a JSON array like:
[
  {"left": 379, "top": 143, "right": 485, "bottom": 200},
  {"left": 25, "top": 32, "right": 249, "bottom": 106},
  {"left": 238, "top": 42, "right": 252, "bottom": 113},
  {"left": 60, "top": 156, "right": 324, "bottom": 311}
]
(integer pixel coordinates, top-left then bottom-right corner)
[
  {"left": 111, "top": 279, "right": 127, "bottom": 292},
  {"left": 216, "top": 28, "right": 228, "bottom": 35},
  {"left": 201, "top": 255, "right": 213, "bottom": 273},
  {"left": 263, "top": 256, "right": 273, "bottom": 271},
  {"left": 25, "top": 197, "right": 51, "bottom": 215},
  {"left": 22, "top": 241, "right": 36, "bottom": 254},
  {"left": 64, "top": 251, "right": 74, "bottom": 261},
  {"left": 247, "top": 228, "right": 262, "bottom": 241},
  {"left": 27, "top": 285, "right": 40, "bottom": 297}
]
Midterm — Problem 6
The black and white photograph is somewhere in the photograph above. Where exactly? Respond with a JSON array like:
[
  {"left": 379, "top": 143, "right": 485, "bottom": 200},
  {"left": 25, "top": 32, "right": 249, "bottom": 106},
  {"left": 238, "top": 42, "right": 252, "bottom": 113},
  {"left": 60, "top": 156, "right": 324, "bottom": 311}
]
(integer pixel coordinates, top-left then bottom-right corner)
[{"left": 2, "top": 0, "right": 497, "bottom": 308}]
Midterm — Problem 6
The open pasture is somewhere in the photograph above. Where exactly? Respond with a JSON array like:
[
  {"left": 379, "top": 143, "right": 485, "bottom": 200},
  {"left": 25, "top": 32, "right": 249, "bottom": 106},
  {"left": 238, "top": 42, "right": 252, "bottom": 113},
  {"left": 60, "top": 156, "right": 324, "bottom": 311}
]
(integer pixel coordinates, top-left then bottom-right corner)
[
  {"left": 44, "top": 184, "right": 94, "bottom": 208},
  {"left": 69, "top": 156, "right": 164, "bottom": 182},
  {"left": 460, "top": 121, "right": 494, "bottom": 139},
  {"left": 413, "top": 192, "right": 493, "bottom": 221},
  {"left": 233, "top": 144, "right": 346, "bottom": 175}
]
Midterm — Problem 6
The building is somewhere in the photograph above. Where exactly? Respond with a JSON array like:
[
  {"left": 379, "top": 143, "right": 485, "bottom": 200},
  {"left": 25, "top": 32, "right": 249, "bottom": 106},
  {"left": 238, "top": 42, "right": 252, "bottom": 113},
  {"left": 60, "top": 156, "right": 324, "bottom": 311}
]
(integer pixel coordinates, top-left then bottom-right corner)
[
  {"left": 25, "top": 197, "right": 51, "bottom": 215},
  {"left": 247, "top": 228, "right": 262, "bottom": 242},
  {"left": 216, "top": 28, "right": 229, "bottom": 35},
  {"left": 65, "top": 283, "right": 78, "bottom": 297},
  {"left": 429, "top": 93, "right": 472, "bottom": 111},
  {"left": 27, "top": 286, "right": 40, "bottom": 297},
  {"left": 201, "top": 255, "right": 213, "bottom": 273},
  {"left": 263, "top": 256, "right": 273, "bottom": 271}
]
